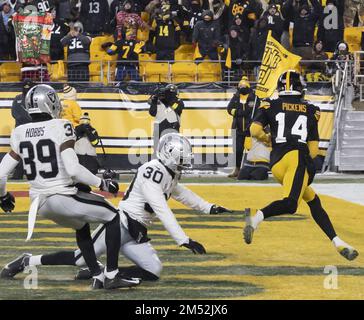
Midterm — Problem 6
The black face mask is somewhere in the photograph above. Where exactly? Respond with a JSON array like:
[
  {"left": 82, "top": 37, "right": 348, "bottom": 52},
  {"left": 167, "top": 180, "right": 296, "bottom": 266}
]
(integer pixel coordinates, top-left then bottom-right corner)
[{"left": 239, "top": 87, "right": 250, "bottom": 95}]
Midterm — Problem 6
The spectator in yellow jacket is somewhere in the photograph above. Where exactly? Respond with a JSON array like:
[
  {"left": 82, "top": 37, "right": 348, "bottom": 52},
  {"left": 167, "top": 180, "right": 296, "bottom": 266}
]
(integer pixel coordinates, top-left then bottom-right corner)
[{"left": 62, "top": 84, "right": 82, "bottom": 127}]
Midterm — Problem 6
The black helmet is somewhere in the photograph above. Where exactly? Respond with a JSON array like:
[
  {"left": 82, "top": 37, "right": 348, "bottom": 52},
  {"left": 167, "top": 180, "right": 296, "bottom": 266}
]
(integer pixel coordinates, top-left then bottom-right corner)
[
  {"left": 277, "top": 70, "right": 305, "bottom": 96},
  {"left": 164, "top": 84, "right": 178, "bottom": 95}
]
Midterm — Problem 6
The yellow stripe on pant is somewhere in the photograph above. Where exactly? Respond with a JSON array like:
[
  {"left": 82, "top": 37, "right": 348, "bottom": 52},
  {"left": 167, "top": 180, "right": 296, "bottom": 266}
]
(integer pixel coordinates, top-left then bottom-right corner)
[{"left": 271, "top": 150, "right": 316, "bottom": 204}]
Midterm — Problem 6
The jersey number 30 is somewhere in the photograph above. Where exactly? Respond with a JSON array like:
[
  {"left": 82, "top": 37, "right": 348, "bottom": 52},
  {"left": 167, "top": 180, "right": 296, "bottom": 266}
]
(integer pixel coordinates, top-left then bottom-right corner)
[
  {"left": 143, "top": 166, "right": 163, "bottom": 184},
  {"left": 19, "top": 139, "right": 59, "bottom": 181},
  {"left": 275, "top": 112, "right": 307, "bottom": 143}
]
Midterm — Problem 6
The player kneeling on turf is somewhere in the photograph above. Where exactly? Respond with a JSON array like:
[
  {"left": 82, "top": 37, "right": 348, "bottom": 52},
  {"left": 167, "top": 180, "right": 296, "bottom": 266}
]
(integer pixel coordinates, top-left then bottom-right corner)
[
  {"left": 243, "top": 70, "right": 358, "bottom": 261},
  {"left": 2, "top": 133, "right": 232, "bottom": 281},
  {"left": 0, "top": 84, "right": 140, "bottom": 290}
]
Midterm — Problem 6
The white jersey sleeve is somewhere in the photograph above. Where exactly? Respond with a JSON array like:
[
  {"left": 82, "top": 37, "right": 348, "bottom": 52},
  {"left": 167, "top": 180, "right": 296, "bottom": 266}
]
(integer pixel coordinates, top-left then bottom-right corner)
[
  {"left": 140, "top": 179, "right": 189, "bottom": 246},
  {"left": 171, "top": 184, "right": 213, "bottom": 214}
]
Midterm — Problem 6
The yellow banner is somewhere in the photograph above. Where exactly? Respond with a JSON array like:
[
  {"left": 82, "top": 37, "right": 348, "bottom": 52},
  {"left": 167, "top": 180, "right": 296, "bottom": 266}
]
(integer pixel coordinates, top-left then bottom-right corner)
[{"left": 256, "top": 31, "right": 301, "bottom": 99}]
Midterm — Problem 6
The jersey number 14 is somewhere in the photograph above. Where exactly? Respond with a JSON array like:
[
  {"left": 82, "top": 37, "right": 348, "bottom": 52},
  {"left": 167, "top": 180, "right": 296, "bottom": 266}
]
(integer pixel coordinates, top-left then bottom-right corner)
[{"left": 275, "top": 112, "right": 308, "bottom": 143}]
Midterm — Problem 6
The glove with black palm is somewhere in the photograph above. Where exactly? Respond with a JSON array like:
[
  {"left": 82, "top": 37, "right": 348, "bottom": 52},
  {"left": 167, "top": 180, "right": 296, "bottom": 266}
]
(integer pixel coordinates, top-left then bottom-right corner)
[
  {"left": 100, "top": 179, "right": 119, "bottom": 196},
  {"left": 181, "top": 239, "right": 206, "bottom": 254},
  {"left": 210, "top": 205, "right": 233, "bottom": 215},
  {"left": 0, "top": 192, "right": 15, "bottom": 213}
]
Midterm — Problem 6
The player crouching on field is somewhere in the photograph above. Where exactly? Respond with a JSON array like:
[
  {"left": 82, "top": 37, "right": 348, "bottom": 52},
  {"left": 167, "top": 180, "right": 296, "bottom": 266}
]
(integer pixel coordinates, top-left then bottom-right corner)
[
  {"left": 1, "top": 133, "right": 232, "bottom": 282},
  {"left": 243, "top": 70, "right": 358, "bottom": 261},
  {"left": 0, "top": 84, "right": 140, "bottom": 290}
]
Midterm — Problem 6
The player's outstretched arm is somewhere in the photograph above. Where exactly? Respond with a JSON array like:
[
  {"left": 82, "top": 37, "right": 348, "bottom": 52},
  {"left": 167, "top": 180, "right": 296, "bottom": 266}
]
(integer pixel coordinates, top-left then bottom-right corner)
[
  {"left": 0, "top": 151, "right": 20, "bottom": 213},
  {"left": 141, "top": 180, "right": 205, "bottom": 253},
  {"left": 171, "top": 184, "right": 232, "bottom": 214},
  {"left": 60, "top": 141, "right": 118, "bottom": 195}
]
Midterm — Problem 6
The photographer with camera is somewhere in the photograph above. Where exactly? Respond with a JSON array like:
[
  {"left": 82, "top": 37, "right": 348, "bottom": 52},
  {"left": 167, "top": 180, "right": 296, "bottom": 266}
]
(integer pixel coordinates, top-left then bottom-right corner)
[{"left": 148, "top": 84, "right": 184, "bottom": 153}]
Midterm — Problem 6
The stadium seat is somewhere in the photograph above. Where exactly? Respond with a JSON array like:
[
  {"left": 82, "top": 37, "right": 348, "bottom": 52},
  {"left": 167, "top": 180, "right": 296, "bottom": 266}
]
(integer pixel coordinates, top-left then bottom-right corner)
[
  {"left": 344, "top": 27, "right": 364, "bottom": 52},
  {"left": 139, "top": 53, "right": 156, "bottom": 78},
  {"left": 0, "top": 62, "right": 21, "bottom": 82},
  {"left": 89, "top": 62, "right": 103, "bottom": 82},
  {"left": 171, "top": 62, "right": 196, "bottom": 83},
  {"left": 197, "top": 62, "right": 221, "bottom": 82},
  {"left": 175, "top": 44, "right": 194, "bottom": 54},
  {"left": 48, "top": 60, "right": 65, "bottom": 81},
  {"left": 175, "top": 52, "right": 194, "bottom": 61},
  {"left": 143, "top": 62, "right": 171, "bottom": 82}
]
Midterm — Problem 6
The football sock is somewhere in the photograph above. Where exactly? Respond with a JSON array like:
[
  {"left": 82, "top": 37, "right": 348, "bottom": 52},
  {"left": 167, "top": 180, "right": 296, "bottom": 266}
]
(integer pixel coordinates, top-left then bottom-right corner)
[
  {"left": 28, "top": 255, "right": 41, "bottom": 266},
  {"left": 76, "top": 223, "right": 102, "bottom": 277},
  {"left": 251, "top": 210, "right": 264, "bottom": 229},
  {"left": 105, "top": 214, "right": 121, "bottom": 272},
  {"left": 332, "top": 236, "right": 352, "bottom": 249},
  {"left": 307, "top": 195, "right": 337, "bottom": 240},
  {"left": 104, "top": 269, "right": 118, "bottom": 279},
  {"left": 93, "top": 272, "right": 105, "bottom": 282},
  {"left": 40, "top": 251, "right": 76, "bottom": 265}
]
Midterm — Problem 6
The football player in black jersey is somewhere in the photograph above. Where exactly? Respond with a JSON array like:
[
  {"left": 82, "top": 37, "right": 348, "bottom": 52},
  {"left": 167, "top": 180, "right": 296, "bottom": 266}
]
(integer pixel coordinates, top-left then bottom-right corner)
[{"left": 243, "top": 70, "right": 358, "bottom": 261}]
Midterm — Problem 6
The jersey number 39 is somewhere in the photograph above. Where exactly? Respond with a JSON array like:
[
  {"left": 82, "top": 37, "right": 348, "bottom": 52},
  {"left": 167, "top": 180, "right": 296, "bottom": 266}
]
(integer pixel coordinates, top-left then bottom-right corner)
[{"left": 19, "top": 139, "right": 59, "bottom": 181}]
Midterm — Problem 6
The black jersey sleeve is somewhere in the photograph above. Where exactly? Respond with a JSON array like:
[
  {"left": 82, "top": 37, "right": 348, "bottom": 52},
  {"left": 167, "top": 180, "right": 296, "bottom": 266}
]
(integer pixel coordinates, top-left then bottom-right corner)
[
  {"left": 307, "top": 104, "right": 320, "bottom": 142},
  {"left": 252, "top": 100, "right": 270, "bottom": 127}
]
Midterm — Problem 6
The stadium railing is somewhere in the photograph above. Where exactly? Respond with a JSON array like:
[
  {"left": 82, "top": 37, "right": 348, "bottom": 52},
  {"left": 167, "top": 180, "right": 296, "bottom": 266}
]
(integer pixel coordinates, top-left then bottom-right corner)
[{"left": 0, "top": 59, "right": 348, "bottom": 85}]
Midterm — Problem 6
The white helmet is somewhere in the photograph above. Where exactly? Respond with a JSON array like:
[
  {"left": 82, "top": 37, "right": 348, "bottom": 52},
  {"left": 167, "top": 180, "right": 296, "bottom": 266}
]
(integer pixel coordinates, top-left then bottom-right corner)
[
  {"left": 25, "top": 84, "right": 62, "bottom": 119},
  {"left": 157, "top": 133, "right": 193, "bottom": 172}
]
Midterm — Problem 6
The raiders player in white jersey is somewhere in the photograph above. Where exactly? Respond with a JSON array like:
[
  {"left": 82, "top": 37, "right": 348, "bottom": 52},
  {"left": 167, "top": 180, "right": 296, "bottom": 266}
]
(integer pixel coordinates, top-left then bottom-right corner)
[
  {"left": 2, "top": 133, "right": 232, "bottom": 282},
  {"left": 0, "top": 84, "right": 140, "bottom": 290}
]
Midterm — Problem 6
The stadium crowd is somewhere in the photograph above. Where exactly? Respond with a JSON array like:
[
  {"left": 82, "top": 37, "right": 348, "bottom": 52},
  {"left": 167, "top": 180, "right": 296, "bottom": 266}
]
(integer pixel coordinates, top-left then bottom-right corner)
[{"left": 0, "top": 0, "right": 363, "bottom": 82}]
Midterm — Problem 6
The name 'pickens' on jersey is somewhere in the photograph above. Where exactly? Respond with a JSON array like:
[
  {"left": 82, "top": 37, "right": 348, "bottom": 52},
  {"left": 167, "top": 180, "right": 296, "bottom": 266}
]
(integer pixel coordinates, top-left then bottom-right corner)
[
  {"left": 254, "top": 96, "right": 320, "bottom": 166},
  {"left": 10, "top": 119, "right": 78, "bottom": 198}
]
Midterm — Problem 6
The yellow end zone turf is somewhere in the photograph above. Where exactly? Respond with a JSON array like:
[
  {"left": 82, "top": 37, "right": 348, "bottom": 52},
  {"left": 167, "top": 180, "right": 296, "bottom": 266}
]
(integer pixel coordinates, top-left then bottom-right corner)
[{"left": 0, "top": 183, "right": 363, "bottom": 300}]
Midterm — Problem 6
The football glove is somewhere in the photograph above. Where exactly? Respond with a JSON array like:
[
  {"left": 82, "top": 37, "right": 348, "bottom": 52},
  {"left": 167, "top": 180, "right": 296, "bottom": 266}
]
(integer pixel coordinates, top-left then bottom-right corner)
[
  {"left": 0, "top": 192, "right": 15, "bottom": 213},
  {"left": 100, "top": 179, "right": 119, "bottom": 195},
  {"left": 181, "top": 239, "right": 206, "bottom": 254},
  {"left": 210, "top": 205, "right": 233, "bottom": 215},
  {"left": 103, "top": 169, "right": 117, "bottom": 180}
]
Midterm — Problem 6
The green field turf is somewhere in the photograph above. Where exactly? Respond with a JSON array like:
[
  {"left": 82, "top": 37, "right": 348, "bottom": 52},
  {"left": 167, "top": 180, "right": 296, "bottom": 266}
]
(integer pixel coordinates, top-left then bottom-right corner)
[{"left": 0, "top": 182, "right": 363, "bottom": 300}]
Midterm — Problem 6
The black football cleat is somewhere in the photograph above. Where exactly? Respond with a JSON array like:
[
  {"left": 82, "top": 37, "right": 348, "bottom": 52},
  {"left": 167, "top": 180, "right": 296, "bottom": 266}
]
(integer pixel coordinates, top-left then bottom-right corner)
[
  {"left": 75, "top": 268, "right": 92, "bottom": 280},
  {"left": 91, "top": 277, "right": 104, "bottom": 290},
  {"left": 75, "top": 261, "right": 104, "bottom": 280},
  {"left": 0, "top": 253, "right": 32, "bottom": 279},
  {"left": 104, "top": 273, "right": 141, "bottom": 290}
]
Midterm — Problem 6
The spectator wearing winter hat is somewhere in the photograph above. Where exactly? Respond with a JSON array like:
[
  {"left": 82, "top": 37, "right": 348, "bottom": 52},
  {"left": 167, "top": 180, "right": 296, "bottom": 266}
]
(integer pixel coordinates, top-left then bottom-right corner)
[
  {"left": 249, "top": 17, "right": 269, "bottom": 66},
  {"left": 61, "top": 84, "right": 82, "bottom": 127},
  {"left": 282, "top": 0, "right": 323, "bottom": 59},
  {"left": 262, "top": 3, "right": 284, "bottom": 42},
  {"left": 0, "top": 0, "right": 16, "bottom": 60},
  {"left": 192, "top": 9, "right": 221, "bottom": 61},
  {"left": 226, "top": 77, "right": 256, "bottom": 178},
  {"left": 303, "top": 40, "right": 330, "bottom": 82},
  {"left": 222, "top": 25, "right": 248, "bottom": 80},
  {"left": 317, "top": 0, "right": 344, "bottom": 53}
]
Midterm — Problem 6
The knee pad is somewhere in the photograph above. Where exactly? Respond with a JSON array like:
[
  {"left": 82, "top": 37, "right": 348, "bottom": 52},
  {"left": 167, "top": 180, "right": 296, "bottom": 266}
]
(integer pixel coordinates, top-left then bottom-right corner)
[{"left": 283, "top": 197, "right": 298, "bottom": 214}]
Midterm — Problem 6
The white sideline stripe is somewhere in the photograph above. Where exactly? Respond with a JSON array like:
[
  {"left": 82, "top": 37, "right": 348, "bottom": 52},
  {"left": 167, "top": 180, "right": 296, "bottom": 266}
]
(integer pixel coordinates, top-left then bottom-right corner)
[
  {"left": 0, "top": 100, "right": 334, "bottom": 110},
  {"left": 183, "top": 182, "right": 364, "bottom": 206},
  {"left": 0, "top": 137, "right": 232, "bottom": 147}
]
